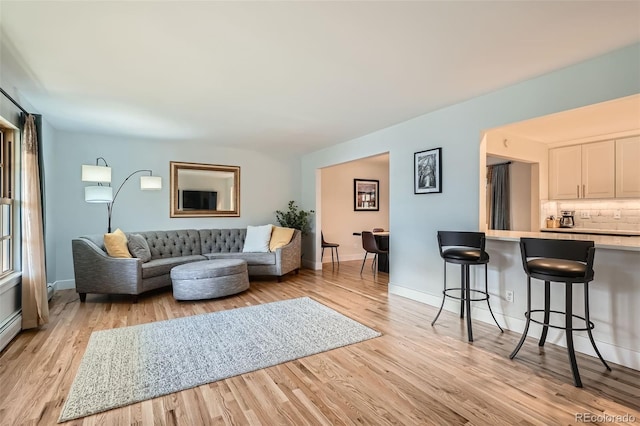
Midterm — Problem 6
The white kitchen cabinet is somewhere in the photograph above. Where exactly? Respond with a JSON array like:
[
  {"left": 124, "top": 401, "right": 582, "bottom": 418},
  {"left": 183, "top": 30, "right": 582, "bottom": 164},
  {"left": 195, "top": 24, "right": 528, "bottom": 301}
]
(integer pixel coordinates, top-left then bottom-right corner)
[
  {"left": 549, "top": 140, "right": 615, "bottom": 199},
  {"left": 549, "top": 145, "right": 582, "bottom": 199},
  {"left": 616, "top": 136, "right": 640, "bottom": 198},
  {"left": 581, "top": 140, "right": 615, "bottom": 198}
]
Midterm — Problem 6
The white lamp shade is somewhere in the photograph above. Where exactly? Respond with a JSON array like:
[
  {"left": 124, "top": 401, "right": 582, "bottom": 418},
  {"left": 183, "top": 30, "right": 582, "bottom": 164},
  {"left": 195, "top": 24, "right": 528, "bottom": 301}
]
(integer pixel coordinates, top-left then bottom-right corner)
[
  {"left": 82, "top": 165, "right": 112, "bottom": 183},
  {"left": 140, "top": 176, "right": 162, "bottom": 190},
  {"left": 85, "top": 185, "right": 113, "bottom": 203}
]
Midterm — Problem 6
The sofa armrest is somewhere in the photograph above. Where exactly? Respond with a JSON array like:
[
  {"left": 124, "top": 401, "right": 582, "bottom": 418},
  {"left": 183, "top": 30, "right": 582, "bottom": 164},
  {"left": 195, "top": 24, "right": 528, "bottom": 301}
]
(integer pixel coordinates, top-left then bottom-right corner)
[
  {"left": 275, "top": 230, "right": 301, "bottom": 275},
  {"left": 72, "top": 238, "right": 142, "bottom": 295}
]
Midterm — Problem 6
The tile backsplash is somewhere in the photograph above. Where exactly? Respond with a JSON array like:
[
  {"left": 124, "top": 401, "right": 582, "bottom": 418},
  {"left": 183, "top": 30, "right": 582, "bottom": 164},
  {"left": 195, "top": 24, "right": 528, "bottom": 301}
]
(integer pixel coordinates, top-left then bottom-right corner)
[{"left": 540, "top": 200, "right": 640, "bottom": 231}]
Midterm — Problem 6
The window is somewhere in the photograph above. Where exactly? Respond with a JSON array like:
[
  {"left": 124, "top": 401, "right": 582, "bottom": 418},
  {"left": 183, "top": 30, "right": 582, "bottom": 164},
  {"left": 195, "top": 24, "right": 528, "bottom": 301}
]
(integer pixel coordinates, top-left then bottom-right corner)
[{"left": 0, "top": 128, "right": 13, "bottom": 276}]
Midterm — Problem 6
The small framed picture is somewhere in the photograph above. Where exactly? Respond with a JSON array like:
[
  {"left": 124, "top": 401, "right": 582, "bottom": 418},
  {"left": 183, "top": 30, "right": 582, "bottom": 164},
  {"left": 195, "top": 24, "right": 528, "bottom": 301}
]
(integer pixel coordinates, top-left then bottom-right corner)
[
  {"left": 354, "top": 179, "right": 379, "bottom": 211},
  {"left": 414, "top": 148, "right": 442, "bottom": 194}
]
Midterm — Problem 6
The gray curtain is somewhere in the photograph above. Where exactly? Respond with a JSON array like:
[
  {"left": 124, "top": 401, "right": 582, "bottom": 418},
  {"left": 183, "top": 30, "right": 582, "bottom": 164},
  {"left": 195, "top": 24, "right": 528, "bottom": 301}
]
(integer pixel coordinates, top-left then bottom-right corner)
[{"left": 487, "top": 163, "right": 510, "bottom": 230}]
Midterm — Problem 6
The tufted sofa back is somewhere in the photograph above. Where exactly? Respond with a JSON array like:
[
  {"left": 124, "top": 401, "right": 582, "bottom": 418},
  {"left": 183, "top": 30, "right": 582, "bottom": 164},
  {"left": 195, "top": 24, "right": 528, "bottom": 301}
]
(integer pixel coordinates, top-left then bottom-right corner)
[
  {"left": 141, "top": 230, "right": 202, "bottom": 259},
  {"left": 80, "top": 228, "right": 266, "bottom": 260},
  {"left": 199, "top": 229, "right": 246, "bottom": 254}
]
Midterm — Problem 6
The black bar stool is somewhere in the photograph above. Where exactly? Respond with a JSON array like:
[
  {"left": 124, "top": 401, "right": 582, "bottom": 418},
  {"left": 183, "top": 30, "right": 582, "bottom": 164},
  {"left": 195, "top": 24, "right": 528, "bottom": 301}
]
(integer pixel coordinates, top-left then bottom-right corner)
[
  {"left": 510, "top": 238, "right": 611, "bottom": 387},
  {"left": 432, "top": 231, "right": 503, "bottom": 342}
]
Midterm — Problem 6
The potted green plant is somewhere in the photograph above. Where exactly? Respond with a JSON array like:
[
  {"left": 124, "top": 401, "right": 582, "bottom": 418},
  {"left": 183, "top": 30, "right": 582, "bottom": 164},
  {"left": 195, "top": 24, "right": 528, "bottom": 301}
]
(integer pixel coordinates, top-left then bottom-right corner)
[{"left": 275, "top": 201, "right": 314, "bottom": 235}]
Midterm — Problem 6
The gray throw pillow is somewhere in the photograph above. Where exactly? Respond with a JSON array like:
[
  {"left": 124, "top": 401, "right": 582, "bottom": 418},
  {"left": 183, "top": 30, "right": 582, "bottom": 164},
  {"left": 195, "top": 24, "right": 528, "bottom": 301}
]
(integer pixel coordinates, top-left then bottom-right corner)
[{"left": 127, "top": 233, "right": 151, "bottom": 262}]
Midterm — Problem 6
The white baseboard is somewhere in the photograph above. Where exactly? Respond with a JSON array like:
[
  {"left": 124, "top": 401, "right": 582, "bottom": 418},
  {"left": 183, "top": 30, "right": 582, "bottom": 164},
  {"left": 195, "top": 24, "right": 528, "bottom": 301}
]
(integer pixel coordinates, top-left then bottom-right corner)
[
  {"left": 321, "top": 253, "right": 364, "bottom": 263},
  {"left": 388, "top": 282, "right": 640, "bottom": 371},
  {"left": 302, "top": 259, "right": 322, "bottom": 270},
  {"left": 306, "top": 253, "right": 365, "bottom": 268},
  {"left": 54, "top": 279, "right": 75, "bottom": 291},
  {"left": 0, "top": 312, "right": 21, "bottom": 352},
  {"left": 302, "top": 254, "right": 364, "bottom": 271}
]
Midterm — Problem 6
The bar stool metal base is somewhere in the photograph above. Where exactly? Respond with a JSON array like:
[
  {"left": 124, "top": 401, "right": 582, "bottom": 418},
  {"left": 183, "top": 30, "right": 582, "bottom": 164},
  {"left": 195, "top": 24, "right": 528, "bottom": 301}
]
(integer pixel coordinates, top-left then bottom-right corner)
[
  {"left": 431, "top": 262, "right": 504, "bottom": 342},
  {"left": 509, "top": 278, "right": 611, "bottom": 388}
]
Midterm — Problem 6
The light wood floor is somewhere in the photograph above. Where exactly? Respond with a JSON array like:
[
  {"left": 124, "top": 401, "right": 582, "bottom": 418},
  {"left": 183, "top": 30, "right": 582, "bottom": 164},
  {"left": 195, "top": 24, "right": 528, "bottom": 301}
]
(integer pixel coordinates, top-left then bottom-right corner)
[{"left": 1, "top": 260, "right": 639, "bottom": 425}]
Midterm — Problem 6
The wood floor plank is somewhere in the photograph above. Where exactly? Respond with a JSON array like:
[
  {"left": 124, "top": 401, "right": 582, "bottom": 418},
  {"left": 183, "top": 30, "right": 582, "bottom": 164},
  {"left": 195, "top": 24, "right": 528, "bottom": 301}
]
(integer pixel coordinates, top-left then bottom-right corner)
[{"left": 1, "top": 260, "right": 639, "bottom": 425}]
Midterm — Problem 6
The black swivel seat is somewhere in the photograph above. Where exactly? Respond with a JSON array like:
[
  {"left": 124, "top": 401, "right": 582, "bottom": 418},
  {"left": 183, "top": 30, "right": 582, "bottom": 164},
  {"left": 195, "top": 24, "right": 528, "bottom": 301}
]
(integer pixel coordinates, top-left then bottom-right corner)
[
  {"left": 510, "top": 238, "right": 611, "bottom": 387},
  {"left": 432, "top": 231, "right": 503, "bottom": 342}
]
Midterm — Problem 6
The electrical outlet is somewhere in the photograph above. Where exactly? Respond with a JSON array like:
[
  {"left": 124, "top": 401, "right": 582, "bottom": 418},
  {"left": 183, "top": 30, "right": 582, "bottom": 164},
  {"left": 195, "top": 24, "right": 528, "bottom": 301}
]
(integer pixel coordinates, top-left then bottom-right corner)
[
  {"left": 505, "top": 290, "right": 514, "bottom": 303},
  {"left": 580, "top": 211, "right": 590, "bottom": 219},
  {"left": 614, "top": 210, "right": 621, "bottom": 219}
]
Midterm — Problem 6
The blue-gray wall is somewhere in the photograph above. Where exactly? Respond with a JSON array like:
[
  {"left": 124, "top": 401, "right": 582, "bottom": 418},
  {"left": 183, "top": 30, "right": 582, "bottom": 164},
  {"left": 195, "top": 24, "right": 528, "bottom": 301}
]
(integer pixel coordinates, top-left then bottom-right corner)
[
  {"left": 50, "top": 132, "right": 301, "bottom": 284},
  {"left": 301, "top": 42, "right": 640, "bottom": 293}
]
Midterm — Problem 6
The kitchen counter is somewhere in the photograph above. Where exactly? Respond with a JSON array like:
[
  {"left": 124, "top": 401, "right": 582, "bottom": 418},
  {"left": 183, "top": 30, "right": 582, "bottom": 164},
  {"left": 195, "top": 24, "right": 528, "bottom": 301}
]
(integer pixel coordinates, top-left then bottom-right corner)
[
  {"left": 485, "top": 229, "right": 640, "bottom": 251},
  {"left": 540, "top": 227, "right": 640, "bottom": 237}
]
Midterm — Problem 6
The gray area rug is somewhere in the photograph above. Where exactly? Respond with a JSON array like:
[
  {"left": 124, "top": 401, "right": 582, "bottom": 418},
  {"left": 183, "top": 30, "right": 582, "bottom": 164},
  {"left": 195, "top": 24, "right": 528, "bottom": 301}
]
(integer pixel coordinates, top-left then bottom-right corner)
[{"left": 59, "top": 297, "right": 380, "bottom": 422}]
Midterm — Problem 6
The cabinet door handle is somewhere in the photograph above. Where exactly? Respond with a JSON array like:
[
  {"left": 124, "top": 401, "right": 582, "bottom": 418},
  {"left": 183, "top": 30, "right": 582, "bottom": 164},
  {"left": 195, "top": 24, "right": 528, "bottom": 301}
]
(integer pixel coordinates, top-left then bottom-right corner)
[
  {"left": 583, "top": 184, "right": 586, "bottom": 198},
  {"left": 577, "top": 185, "right": 580, "bottom": 198}
]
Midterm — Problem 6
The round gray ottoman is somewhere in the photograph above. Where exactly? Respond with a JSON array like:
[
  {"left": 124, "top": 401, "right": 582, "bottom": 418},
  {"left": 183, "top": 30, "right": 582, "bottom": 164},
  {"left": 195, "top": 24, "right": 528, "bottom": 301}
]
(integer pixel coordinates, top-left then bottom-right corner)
[{"left": 171, "top": 259, "right": 249, "bottom": 300}]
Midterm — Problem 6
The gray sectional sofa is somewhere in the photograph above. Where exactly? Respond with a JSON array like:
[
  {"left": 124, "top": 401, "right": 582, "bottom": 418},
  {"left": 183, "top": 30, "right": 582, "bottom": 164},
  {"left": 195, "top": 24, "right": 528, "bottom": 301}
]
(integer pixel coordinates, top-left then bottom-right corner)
[{"left": 71, "top": 228, "right": 301, "bottom": 302}]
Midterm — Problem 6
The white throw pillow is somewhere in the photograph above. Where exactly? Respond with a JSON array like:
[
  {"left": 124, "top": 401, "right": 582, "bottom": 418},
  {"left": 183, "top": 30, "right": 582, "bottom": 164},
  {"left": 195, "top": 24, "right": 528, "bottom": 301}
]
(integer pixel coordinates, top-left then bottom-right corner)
[{"left": 242, "top": 224, "right": 274, "bottom": 253}]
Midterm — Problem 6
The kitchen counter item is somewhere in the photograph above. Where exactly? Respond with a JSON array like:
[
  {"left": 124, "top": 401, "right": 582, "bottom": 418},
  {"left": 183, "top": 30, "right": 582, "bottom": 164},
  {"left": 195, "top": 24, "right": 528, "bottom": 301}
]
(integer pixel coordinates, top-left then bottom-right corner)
[
  {"left": 545, "top": 218, "right": 561, "bottom": 228},
  {"left": 560, "top": 210, "right": 575, "bottom": 228}
]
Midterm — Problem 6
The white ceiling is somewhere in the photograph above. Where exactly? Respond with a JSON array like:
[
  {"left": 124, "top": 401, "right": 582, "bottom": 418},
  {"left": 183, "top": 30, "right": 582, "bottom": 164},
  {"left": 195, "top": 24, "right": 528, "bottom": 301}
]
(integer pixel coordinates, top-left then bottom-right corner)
[{"left": 1, "top": 1, "right": 639, "bottom": 154}]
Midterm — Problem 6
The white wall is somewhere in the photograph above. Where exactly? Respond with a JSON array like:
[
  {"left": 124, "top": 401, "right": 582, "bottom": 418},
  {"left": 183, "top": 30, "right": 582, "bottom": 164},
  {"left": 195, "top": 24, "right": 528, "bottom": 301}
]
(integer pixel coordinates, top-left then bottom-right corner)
[
  {"left": 509, "top": 161, "right": 532, "bottom": 231},
  {"left": 50, "top": 131, "right": 300, "bottom": 285},
  {"left": 321, "top": 154, "right": 389, "bottom": 262},
  {"left": 301, "top": 43, "right": 640, "bottom": 365}
]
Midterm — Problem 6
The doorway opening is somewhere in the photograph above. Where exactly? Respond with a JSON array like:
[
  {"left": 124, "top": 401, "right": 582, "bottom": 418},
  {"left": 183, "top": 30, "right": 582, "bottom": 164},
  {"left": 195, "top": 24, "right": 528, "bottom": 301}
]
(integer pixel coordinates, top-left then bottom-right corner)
[{"left": 316, "top": 153, "right": 389, "bottom": 267}]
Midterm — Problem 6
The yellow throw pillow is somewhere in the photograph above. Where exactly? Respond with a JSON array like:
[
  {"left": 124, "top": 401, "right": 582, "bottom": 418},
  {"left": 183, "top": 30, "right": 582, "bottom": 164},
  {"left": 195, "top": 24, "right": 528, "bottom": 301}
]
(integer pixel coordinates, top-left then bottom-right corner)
[
  {"left": 269, "top": 226, "right": 295, "bottom": 251},
  {"left": 104, "top": 228, "right": 132, "bottom": 258}
]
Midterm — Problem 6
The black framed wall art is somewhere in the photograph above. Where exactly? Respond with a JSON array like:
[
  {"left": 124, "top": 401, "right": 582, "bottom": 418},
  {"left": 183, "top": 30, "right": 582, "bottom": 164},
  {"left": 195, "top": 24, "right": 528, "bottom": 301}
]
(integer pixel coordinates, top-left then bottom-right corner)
[
  {"left": 414, "top": 147, "right": 442, "bottom": 194},
  {"left": 354, "top": 178, "right": 379, "bottom": 211}
]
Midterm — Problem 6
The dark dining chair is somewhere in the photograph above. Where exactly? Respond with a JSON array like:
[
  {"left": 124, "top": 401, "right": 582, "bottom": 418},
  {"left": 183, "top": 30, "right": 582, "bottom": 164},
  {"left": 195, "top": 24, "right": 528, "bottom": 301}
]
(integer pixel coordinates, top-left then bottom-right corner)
[
  {"left": 360, "top": 231, "right": 388, "bottom": 275},
  {"left": 321, "top": 232, "right": 340, "bottom": 267}
]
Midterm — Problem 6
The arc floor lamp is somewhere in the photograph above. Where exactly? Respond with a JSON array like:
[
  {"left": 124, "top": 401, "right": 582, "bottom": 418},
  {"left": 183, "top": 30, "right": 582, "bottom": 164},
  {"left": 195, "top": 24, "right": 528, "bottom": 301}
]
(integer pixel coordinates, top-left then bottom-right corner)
[{"left": 82, "top": 157, "right": 162, "bottom": 232}]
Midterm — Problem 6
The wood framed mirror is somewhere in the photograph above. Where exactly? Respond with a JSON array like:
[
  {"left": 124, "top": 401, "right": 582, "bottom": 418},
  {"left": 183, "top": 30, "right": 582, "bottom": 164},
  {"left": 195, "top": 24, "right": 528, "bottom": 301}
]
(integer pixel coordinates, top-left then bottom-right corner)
[{"left": 170, "top": 161, "right": 240, "bottom": 217}]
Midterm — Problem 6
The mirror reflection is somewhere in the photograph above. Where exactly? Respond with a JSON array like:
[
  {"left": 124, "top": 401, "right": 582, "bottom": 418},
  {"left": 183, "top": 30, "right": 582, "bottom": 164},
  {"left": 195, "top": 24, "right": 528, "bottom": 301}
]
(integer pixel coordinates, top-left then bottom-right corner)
[{"left": 170, "top": 161, "right": 240, "bottom": 217}]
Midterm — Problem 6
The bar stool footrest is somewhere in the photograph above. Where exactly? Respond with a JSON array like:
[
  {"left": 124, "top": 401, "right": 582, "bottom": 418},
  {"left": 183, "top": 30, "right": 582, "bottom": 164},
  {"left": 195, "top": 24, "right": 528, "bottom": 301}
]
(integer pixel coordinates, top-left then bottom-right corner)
[
  {"left": 526, "top": 309, "right": 595, "bottom": 332},
  {"left": 443, "top": 287, "right": 490, "bottom": 302}
]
